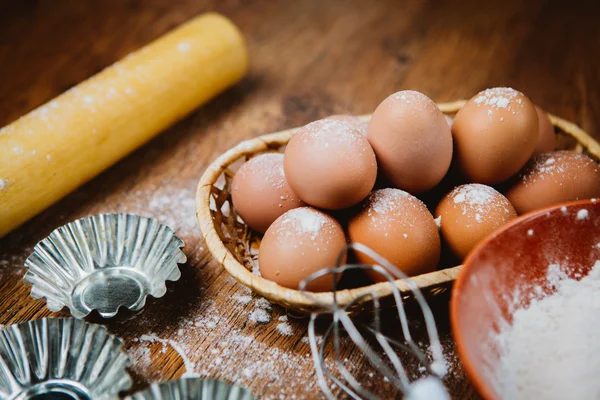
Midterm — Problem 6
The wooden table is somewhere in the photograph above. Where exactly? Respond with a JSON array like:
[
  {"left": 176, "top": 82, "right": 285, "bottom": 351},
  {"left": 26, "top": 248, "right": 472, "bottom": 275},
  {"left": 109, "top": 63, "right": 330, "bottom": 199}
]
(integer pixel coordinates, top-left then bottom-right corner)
[{"left": 1, "top": 1, "right": 599, "bottom": 398}]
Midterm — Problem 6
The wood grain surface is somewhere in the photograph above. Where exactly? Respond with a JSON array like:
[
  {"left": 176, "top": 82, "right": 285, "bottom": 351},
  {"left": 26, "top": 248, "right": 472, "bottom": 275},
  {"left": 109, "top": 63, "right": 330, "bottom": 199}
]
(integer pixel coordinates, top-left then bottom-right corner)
[{"left": 1, "top": 1, "right": 599, "bottom": 399}]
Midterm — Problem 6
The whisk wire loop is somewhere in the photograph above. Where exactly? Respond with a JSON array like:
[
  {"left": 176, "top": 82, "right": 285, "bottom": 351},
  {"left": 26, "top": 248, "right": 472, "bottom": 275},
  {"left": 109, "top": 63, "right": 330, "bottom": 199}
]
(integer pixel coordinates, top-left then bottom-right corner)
[{"left": 299, "top": 243, "right": 448, "bottom": 399}]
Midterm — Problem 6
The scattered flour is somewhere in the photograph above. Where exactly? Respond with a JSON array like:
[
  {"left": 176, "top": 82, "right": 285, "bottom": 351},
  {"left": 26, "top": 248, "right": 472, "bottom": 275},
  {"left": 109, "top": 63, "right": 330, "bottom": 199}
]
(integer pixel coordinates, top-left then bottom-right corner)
[
  {"left": 405, "top": 376, "right": 450, "bottom": 400},
  {"left": 452, "top": 184, "right": 495, "bottom": 206},
  {"left": 527, "top": 229, "right": 534, "bottom": 237},
  {"left": 521, "top": 151, "right": 599, "bottom": 186},
  {"left": 0, "top": 179, "right": 6, "bottom": 190},
  {"left": 234, "top": 295, "right": 253, "bottom": 305},
  {"left": 299, "top": 119, "right": 364, "bottom": 150},
  {"left": 248, "top": 309, "right": 270, "bottom": 323},
  {"left": 275, "top": 207, "right": 330, "bottom": 240},
  {"left": 113, "top": 185, "right": 198, "bottom": 239},
  {"left": 276, "top": 322, "right": 294, "bottom": 336},
  {"left": 127, "top": 346, "right": 152, "bottom": 371},
  {"left": 190, "top": 302, "right": 221, "bottom": 329},
  {"left": 301, "top": 335, "right": 324, "bottom": 346},
  {"left": 388, "top": 91, "right": 440, "bottom": 118},
  {"left": 494, "top": 260, "right": 600, "bottom": 399},
  {"left": 368, "top": 188, "right": 411, "bottom": 215},
  {"left": 237, "top": 153, "right": 286, "bottom": 191},
  {"left": 577, "top": 209, "right": 589, "bottom": 220},
  {"left": 248, "top": 297, "right": 272, "bottom": 323},
  {"left": 449, "top": 184, "right": 511, "bottom": 222},
  {"left": 123, "top": 294, "right": 348, "bottom": 400},
  {"left": 297, "top": 209, "right": 326, "bottom": 234},
  {"left": 139, "top": 333, "right": 198, "bottom": 377},
  {"left": 473, "top": 88, "right": 521, "bottom": 111},
  {"left": 276, "top": 315, "right": 293, "bottom": 335}
]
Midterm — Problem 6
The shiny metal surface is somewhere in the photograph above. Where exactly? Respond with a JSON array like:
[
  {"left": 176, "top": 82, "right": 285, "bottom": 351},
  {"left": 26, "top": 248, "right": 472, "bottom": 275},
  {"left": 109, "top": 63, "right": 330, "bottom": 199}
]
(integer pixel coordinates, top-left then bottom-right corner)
[
  {"left": 301, "top": 243, "right": 450, "bottom": 400},
  {"left": 0, "top": 318, "right": 132, "bottom": 400},
  {"left": 24, "top": 213, "right": 186, "bottom": 318},
  {"left": 126, "top": 378, "right": 255, "bottom": 400}
]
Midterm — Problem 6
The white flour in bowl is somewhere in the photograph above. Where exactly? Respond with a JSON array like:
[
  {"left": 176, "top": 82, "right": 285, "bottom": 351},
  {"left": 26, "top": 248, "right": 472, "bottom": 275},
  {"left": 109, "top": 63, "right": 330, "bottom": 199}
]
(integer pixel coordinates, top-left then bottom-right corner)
[{"left": 495, "top": 260, "right": 600, "bottom": 399}]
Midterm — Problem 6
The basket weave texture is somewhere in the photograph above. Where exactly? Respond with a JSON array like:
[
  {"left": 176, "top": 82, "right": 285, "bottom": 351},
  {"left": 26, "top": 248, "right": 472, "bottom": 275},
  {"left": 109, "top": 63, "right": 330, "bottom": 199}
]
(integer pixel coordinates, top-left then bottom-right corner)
[{"left": 196, "top": 100, "right": 600, "bottom": 313}]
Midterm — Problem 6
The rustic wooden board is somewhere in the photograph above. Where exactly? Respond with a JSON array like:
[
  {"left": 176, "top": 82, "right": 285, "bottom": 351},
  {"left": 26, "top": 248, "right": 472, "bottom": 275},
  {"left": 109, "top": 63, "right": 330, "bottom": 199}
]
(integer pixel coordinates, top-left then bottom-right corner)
[{"left": 1, "top": 1, "right": 599, "bottom": 398}]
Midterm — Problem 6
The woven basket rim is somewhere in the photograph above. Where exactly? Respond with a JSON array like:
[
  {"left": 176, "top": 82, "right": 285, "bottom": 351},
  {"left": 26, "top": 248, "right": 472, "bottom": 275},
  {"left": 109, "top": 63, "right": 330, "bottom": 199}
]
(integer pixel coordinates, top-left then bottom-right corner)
[{"left": 195, "top": 100, "right": 600, "bottom": 310}]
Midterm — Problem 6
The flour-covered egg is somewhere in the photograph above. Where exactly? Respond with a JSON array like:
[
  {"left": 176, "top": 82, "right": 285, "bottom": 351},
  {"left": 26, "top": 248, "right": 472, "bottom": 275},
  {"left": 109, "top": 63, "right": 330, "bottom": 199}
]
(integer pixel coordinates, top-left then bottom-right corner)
[
  {"left": 435, "top": 184, "right": 517, "bottom": 260},
  {"left": 284, "top": 119, "right": 377, "bottom": 209},
  {"left": 259, "top": 207, "right": 346, "bottom": 292},
  {"left": 232, "top": 153, "right": 304, "bottom": 233},
  {"left": 505, "top": 151, "right": 600, "bottom": 214},
  {"left": 452, "top": 88, "right": 539, "bottom": 184},
  {"left": 327, "top": 114, "right": 368, "bottom": 135},
  {"left": 367, "top": 91, "right": 453, "bottom": 193},
  {"left": 348, "top": 188, "right": 440, "bottom": 280}
]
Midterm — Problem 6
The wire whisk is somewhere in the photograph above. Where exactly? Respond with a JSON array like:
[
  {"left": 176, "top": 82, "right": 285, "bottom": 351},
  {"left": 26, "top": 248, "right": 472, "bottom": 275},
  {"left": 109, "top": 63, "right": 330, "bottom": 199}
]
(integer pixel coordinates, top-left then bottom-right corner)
[{"left": 299, "top": 243, "right": 450, "bottom": 400}]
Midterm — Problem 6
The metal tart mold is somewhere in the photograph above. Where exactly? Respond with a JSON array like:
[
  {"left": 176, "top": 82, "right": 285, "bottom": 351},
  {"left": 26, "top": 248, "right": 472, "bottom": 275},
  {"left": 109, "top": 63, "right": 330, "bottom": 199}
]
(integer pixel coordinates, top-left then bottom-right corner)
[
  {"left": 0, "top": 318, "right": 132, "bottom": 400},
  {"left": 126, "top": 378, "right": 255, "bottom": 400},
  {"left": 24, "top": 213, "right": 186, "bottom": 318}
]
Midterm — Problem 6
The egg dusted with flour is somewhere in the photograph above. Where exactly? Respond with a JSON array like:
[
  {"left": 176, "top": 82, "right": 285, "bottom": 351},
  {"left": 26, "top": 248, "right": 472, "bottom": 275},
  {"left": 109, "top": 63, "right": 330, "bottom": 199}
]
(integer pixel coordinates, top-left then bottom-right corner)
[
  {"left": 505, "top": 151, "right": 600, "bottom": 214},
  {"left": 284, "top": 119, "right": 377, "bottom": 209},
  {"left": 367, "top": 90, "right": 453, "bottom": 193},
  {"left": 258, "top": 207, "right": 347, "bottom": 292},
  {"left": 348, "top": 188, "right": 440, "bottom": 281},
  {"left": 232, "top": 153, "right": 304, "bottom": 233},
  {"left": 435, "top": 184, "right": 517, "bottom": 260},
  {"left": 452, "top": 87, "right": 539, "bottom": 184},
  {"left": 327, "top": 114, "right": 368, "bottom": 135}
]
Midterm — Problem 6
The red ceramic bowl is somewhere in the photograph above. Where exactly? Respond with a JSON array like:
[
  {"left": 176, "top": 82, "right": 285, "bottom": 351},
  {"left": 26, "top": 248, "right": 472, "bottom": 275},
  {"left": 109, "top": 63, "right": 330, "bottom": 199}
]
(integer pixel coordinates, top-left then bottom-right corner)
[{"left": 451, "top": 200, "right": 600, "bottom": 399}]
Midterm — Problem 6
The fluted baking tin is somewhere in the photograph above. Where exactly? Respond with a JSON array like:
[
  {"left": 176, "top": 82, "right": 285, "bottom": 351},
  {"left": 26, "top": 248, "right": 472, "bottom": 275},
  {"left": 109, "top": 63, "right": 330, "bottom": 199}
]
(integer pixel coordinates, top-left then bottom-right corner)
[
  {"left": 126, "top": 378, "right": 255, "bottom": 400},
  {"left": 0, "top": 318, "right": 131, "bottom": 400},
  {"left": 24, "top": 213, "right": 186, "bottom": 318}
]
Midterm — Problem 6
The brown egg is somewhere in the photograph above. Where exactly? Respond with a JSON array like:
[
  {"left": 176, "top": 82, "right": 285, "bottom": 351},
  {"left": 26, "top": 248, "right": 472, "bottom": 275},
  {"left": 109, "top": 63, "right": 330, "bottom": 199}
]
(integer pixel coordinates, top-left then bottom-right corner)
[
  {"left": 367, "top": 91, "right": 453, "bottom": 193},
  {"left": 284, "top": 119, "right": 377, "bottom": 209},
  {"left": 327, "top": 114, "right": 368, "bottom": 135},
  {"left": 231, "top": 153, "right": 304, "bottom": 233},
  {"left": 505, "top": 151, "right": 600, "bottom": 214},
  {"left": 258, "top": 207, "right": 347, "bottom": 292},
  {"left": 452, "top": 87, "right": 539, "bottom": 184},
  {"left": 435, "top": 184, "right": 517, "bottom": 260},
  {"left": 348, "top": 188, "right": 440, "bottom": 281},
  {"left": 533, "top": 105, "right": 556, "bottom": 156}
]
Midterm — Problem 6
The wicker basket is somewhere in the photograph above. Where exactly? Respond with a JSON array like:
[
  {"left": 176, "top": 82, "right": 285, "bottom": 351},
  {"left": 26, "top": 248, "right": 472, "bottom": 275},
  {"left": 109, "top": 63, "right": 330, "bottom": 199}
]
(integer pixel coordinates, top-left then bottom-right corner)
[{"left": 195, "top": 100, "right": 600, "bottom": 314}]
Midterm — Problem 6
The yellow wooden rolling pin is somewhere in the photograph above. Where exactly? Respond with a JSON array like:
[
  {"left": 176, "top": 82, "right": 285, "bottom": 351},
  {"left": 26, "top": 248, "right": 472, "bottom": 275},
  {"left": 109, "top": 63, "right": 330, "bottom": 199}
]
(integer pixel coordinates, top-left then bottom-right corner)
[{"left": 0, "top": 13, "right": 248, "bottom": 238}]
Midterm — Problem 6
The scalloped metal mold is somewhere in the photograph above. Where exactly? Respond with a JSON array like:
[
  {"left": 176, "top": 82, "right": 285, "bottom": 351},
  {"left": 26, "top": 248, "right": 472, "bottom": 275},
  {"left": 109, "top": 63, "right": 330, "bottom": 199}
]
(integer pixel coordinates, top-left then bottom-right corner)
[
  {"left": 24, "top": 213, "right": 186, "bottom": 318},
  {"left": 126, "top": 378, "right": 255, "bottom": 400},
  {"left": 0, "top": 318, "right": 132, "bottom": 400}
]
